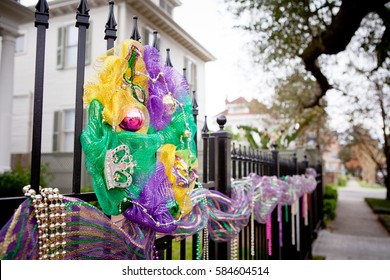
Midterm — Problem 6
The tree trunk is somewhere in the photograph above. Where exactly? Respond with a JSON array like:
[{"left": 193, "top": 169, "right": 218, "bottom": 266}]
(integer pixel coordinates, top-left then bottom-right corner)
[{"left": 385, "top": 146, "right": 390, "bottom": 200}]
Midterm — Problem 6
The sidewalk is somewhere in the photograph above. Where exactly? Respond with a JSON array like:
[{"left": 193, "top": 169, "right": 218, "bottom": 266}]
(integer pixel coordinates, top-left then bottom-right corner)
[{"left": 312, "top": 180, "right": 390, "bottom": 259}]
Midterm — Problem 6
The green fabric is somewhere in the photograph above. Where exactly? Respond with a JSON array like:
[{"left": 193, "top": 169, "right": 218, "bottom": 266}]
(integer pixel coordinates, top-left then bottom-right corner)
[{"left": 81, "top": 96, "right": 197, "bottom": 216}]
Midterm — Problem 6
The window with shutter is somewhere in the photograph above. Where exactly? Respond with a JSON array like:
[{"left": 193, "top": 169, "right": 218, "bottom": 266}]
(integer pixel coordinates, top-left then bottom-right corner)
[
  {"left": 52, "top": 109, "right": 75, "bottom": 152},
  {"left": 56, "top": 27, "right": 65, "bottom": 69},
  {"left": 53, "top": 111, "right": 61, "bottom": 152},
  {"left": 184, "top": 56, "right": 197, "bottom": 94},
  {"left": 56, "top": 23, "right": 92, "bottom": 69}
]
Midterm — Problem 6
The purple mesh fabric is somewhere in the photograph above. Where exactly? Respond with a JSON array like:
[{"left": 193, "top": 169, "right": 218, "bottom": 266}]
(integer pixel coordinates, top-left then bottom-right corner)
[{"left": 123, "top": 162, "right": 178, "bottom": 233}]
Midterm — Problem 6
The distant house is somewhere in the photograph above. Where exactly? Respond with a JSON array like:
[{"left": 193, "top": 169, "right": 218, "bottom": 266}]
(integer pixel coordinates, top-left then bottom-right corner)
[
  {"left": 215, "top": 97, "right": 279, "bottom": 147},
  {"left": 4, "top": 0, "right": 214, "bottom": 191},
  {"left": 322, "top": 133, "right": 342, "bottom": 185}
]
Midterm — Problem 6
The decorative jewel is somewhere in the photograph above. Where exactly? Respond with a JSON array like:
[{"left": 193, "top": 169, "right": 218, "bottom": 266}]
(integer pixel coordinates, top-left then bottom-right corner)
[
  {"left": 119, "top": 107, "right": 145, "bottom": 131},
  {"left": 171, "top": 156, "right": 190, "bottom": 188},
  {"left": 104, "top": 144, "right": 137, "bottom": 190},
  {"left": 162, "top": 94, "right": 176, "bottom": 116},
  {"left": 182, "top": 129, "right": 191, "bottom": 138}
]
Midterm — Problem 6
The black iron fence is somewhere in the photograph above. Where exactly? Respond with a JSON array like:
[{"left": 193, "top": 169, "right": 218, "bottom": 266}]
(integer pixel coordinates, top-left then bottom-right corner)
[
  {"left": 0, "top": 0, "right": 323, "bottom": 260},
  {"left": 145, "top": 115, "right": 323, "bottom": 260}
]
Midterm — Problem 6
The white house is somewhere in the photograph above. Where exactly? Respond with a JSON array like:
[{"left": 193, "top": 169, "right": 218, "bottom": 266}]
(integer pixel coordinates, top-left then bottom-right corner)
[
  {"left": 0, "top": 0, "right": 33, "bottom": 173},
  {"left": 215, "top": 97, "right": 279, "bottom": 146},
  {"left": 5, "top": 0, "right": 215, "bottom": 191}
]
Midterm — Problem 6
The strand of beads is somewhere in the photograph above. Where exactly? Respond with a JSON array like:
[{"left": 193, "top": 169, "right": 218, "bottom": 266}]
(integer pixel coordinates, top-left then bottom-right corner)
[
  {"left": 24, "top": 186, "right": 67, "bottom": 260},
  {"left": 123, "top": 195, "right": 190, "bottom": 228},
  {"left": 152, "top": 245, "right": 159, "bottom": 260},
  {"left": 230, "top": 236, "right": 238, "bottom": 260},
  {"left": 195, "top": 232, "right": 202, "bottom": 260},
  {"left": 121, "top": 176, "right": 193, "bottom": 228},
  {"left": 202, "top": 196, "right": 209, "bottom": 260},
  {"left": 250, "top": 195, "right": 255, "bottom": 259}
]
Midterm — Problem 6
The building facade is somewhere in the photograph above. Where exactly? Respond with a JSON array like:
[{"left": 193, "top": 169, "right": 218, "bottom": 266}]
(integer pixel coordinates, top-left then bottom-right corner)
[{"left": 0, "top": 0, "right": 33, "bottom": 173}]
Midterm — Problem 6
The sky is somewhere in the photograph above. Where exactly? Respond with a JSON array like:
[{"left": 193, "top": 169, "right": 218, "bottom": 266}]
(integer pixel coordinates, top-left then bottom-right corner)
[
  {"left": 20, "top": 0, "right": 273, "bottom": 118},
  {"left": 174, "top": 0, "right": 274, "bottom": 116}
]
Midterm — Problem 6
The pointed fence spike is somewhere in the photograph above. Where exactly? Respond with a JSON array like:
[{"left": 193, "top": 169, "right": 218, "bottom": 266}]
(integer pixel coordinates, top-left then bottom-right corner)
[
  {"left": 77, "top": 0, "right": 90, "bottom": 15},
  {"left": 152, "top": 31, "right": 159, "bottom": 50},
  {"left": 232, "top": 142, "right": 237, "bottom": 154},
  {"left": 165, "top": 48, "right": 173, "bottom": 67},
  {"left": 202, "top": 116, "right": 209, "bottom": 133},
  {"left": 130, "top": 16, "right": 141, "bottom": 41},
  {"left": 104, "top": 1, "right": 117, "bottom": 47},
  {"left": 183, "top": 68, "right": 187, "bottom": 80},
  {"left": 106, "top": 1, "right": 117, "bottom": 29},
  {"left": 35, "top": 0, "right": 49, "bottom": 13},
  {"left": 192, "top": 91, "right": 198, "bottom": 109}
]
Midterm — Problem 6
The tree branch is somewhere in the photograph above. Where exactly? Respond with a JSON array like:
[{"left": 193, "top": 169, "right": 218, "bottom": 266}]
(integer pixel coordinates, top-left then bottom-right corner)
[{"left": 301, "top": 0, "right": 389, "bottom": 108}]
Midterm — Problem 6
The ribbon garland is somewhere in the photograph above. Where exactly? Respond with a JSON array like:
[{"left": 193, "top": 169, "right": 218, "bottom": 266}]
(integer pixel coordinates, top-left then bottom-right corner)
[{"left": 0, "top": 172, "right": 317, "bottom": 259}]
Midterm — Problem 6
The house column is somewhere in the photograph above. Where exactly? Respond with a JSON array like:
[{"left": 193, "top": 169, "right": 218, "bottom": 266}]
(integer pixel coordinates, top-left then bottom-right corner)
[{"left": 0, "top": 30, "right": 17, "bottom": 173}]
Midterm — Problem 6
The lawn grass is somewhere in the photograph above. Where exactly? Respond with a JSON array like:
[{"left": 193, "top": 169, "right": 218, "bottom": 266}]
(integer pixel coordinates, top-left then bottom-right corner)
[
  {"left": 365, "top": 198, "right": 390, "bottom": 214},
  {"left": 359, "top": 181, "right": 385, "bottom": 189},
  {"left": 171, "top": 237, "right": 195, "bottom": 260},
  {"left": 365, "top": 198, "right": 390, "bottom": 234},
  {"left": 312, "top": 255, "right": 326, "bottom": 260}
]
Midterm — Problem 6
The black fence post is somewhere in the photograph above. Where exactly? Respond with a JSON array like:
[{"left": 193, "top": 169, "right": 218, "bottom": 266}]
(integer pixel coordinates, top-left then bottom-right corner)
[
  {"left": 72, "top": 0, "right": 90, "bottom": 194},
  {"left": 270, "top": 142, "right": 280, "bottom": 260},
  {"left": 210, "top": 115, "right": 232, "bottom": 259},
  {"left": 190, "top": 88, "right": 199, "bottom": 260},
  {"left": 30, "top": 0, "right": 49, "bottom": 191},
  {"left": 104, "top": 1, "right": 117, "bottom": 50},
  {"left": 231, "top": 143, "right": 237, "bottom": 179}
]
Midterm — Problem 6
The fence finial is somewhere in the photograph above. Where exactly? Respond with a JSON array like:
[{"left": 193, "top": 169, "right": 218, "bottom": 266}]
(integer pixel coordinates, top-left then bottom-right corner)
[
  {"left": 76, "top": 0, "right": 90, "bottom": 28},
  {"left": 202, "top": 116, "right": 209, "bottom": 133},
  {"left": 152, "top": 31, "right": 159, "bottom": 50},
  {"left": 165, "top": 48, "right": 173, "bottom": 67},
  {"left": 216, "top": 115, "right": 227, "bottom": 131},
  {"left": 105, "top": 1, "right": 117, "bottom": 47},
  {"left": 192, "top": 91, "right": 198, "bottom": 109},
  {"left": 272, "top": 141, "right": 278, "bottom": 150},
  {"left": 105, "top": 1, "right": 117, "bottom": 30},
  {"left": 232, "top": 142, "right": 237, "bottom": 155},
  {"left": 130, "top": 16, "right": 141, "bottom": 41},
  {"left": 35, "top": 0, "right": 49, "bottom": 28},
  {"left": 35, "top": 0, "right": 49, "bottom": 13},
  {"left": 77, "top": 0, "right": 90, "bottom": 15}
]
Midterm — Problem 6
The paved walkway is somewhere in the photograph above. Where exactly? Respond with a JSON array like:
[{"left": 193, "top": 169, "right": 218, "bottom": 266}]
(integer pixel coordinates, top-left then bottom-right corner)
[{"left": 312, "top": 180, "right": 390, "bottom": 259}]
